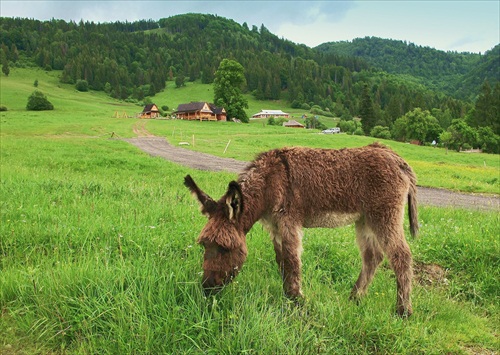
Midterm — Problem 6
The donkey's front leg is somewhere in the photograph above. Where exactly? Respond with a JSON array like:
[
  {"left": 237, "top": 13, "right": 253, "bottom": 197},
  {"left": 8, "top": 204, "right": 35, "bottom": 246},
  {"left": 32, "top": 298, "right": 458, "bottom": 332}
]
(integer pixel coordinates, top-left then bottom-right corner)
[{"left": 279, "top": 224, "right": 304, "bottom": 298}]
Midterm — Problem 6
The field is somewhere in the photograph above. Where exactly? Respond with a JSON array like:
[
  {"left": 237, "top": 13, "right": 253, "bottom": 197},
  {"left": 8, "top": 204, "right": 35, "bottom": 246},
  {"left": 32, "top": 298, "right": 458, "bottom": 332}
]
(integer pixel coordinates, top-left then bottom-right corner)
[{"left": 1, "top": 68, "right": 499, "bottom": 354}]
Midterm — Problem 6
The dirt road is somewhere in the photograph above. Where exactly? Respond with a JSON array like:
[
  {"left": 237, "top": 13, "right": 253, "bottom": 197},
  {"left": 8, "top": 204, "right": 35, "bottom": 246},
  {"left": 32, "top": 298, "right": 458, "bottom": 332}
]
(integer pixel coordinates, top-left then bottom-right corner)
[{"left": 125, "top": 136, "right": 499, "bottom": 211}]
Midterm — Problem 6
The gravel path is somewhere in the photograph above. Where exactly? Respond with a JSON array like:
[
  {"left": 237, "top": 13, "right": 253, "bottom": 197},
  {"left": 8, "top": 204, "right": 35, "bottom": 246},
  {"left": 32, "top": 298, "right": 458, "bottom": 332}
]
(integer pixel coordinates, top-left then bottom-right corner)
[{"left": 125, "top": 137, "right": 499, "bottom": 211}]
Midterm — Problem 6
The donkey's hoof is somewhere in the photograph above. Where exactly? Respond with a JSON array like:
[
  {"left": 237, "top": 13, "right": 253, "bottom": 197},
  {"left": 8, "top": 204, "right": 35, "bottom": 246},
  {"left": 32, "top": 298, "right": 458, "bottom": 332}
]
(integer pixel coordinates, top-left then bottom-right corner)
[{"left": 396, "top": 306, "right": 413, "bottom": 318}]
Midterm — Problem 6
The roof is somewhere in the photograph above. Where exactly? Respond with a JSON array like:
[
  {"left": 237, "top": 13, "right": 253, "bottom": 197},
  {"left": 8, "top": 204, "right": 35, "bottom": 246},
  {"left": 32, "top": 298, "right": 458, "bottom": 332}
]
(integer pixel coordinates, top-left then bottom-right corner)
[
  {"left": 142, "top": 104, "right": 159, "bottom": 113},
  {"left": 175, "top": 102, "right": 206, "bottom": 112},
  {"left": 253, "top": 109, "right": 289, "bottom": 116},
  {"left": 175, "top": 102, "right": 225, "bottom": 114},
  {"left": 283, "top": 120, "right": 304, "bottom": 127}
]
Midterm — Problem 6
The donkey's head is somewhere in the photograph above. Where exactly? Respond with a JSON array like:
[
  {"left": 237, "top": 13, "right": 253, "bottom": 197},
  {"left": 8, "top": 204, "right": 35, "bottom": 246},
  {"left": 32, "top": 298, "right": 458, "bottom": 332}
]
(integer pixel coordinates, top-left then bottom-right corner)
[{"left": 184, "top": 175, "right": 248, "bottom": 295}]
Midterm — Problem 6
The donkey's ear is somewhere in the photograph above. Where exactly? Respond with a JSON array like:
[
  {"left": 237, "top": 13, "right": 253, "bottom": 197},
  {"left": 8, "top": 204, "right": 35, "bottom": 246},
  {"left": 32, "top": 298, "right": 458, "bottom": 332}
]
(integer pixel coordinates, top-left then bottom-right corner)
[
  {"left": 184, "top": 175, "right": 217, "bottom": 216},
  {"left": 225, "top": 181, "right": 244, "bottom": 221}
]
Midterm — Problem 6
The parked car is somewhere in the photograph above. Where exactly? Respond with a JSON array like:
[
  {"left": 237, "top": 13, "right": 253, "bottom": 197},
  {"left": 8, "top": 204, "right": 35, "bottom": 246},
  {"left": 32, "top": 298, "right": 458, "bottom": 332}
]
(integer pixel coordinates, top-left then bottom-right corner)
[{"left": 322, "top": 127, "right": 340, "bottom": 134}]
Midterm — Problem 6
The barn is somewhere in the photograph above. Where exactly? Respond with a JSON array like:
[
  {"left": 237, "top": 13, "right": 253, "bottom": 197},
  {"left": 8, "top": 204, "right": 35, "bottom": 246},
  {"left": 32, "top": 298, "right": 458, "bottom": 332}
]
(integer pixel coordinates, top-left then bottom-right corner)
[{"left": 174, "top": 102, "right": 227, "bottom": 121}]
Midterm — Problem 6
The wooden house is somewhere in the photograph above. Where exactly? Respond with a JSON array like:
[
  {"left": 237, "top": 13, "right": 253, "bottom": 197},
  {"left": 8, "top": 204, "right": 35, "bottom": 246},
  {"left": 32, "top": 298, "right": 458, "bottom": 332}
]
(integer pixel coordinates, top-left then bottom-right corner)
[
  {"left": 140, "top": 104, "right": 161, "bottom": 119},
  {"left": 174, "top": 102, "right": 227, "bottom": 121},
  {"left": 283, "top": 120, "right": 305, "bottom": 128}
]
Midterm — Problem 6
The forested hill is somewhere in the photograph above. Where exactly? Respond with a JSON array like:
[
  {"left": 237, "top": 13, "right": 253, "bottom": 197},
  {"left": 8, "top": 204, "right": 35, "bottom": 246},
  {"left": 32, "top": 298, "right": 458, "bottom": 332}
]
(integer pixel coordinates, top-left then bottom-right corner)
[
  {"left": 316, "top": 37, "right": 499, "bottom": 100},
  {"left": 0, "top": 14, "right": 498, "bottom": 136}
]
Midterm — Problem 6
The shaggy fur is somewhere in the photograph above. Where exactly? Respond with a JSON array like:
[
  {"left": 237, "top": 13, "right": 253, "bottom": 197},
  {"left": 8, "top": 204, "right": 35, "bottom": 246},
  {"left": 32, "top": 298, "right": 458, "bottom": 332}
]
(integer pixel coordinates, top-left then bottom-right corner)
[{"left": 185, "top": 143, "right": 418, "bottom": 317}]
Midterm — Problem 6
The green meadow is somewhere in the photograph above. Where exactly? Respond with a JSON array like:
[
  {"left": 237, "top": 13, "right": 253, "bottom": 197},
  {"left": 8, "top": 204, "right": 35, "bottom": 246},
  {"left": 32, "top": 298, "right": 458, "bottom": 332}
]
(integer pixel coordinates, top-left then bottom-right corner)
[{"left": 1, "top": 68, "right": 499, "bottom": 354}]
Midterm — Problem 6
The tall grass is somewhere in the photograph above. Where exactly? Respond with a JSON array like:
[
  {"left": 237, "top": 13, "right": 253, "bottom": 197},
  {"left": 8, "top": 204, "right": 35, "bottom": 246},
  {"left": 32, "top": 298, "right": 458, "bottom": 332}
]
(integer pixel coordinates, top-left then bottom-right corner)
[{"left": 1, "top": 68, "right": 499, "bottom": 353}]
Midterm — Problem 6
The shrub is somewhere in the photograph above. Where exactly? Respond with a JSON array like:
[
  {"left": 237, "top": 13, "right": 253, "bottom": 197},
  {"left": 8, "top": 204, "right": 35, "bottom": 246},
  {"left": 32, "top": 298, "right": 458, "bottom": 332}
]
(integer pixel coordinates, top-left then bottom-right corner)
[
  {"left": 26, "top": 90, "right": 54, "bottom": 111},
  {"left": 0, "top": 105, "right": 7, "bottom": 111},
  {"left": 370, "top": 125, "right": 392, "bottom": 139},
  {"left": 75, "top": 79, "right": 89, "bottom": 92}
]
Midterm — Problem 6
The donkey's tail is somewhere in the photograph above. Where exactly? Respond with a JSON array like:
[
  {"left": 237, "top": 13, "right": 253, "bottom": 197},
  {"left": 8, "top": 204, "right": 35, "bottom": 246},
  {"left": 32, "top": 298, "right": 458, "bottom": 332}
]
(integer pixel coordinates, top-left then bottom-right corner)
[{"left": 407, "top": 175, "right": 419, "bottom": 238}]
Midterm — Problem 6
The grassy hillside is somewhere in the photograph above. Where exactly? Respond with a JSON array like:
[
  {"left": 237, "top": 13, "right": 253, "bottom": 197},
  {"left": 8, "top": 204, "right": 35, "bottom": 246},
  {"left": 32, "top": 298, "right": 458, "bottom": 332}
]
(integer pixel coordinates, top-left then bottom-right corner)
[{"left": 1, "top": 68, "right": 499, "bottom": 354}]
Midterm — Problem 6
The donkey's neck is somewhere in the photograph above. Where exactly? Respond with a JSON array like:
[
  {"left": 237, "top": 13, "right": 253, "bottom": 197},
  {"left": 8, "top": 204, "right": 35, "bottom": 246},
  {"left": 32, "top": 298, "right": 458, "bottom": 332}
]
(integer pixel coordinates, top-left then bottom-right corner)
[{"left": 238, "top": 172, "right": 267, "bottom": 234}]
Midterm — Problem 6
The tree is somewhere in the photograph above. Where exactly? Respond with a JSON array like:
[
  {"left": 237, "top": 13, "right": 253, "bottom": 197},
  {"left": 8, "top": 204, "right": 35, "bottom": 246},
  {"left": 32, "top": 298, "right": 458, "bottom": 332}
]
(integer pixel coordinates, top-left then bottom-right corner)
[
  {"left": 392, "top": 108, "right": 442, "bottom": 144},
  {"left": 447, "top": 119, "right": 477, "bottom": 151},
  {"left": 213, "top": 59, "right": 249, "bottom": 122},
  {"left": 477, "top": 126, "right": 499, "bottom": 154},
  {"left": 359, "top": 83, "right": 376, "bottom": 134},
  {"left": 175, "top": 74, "right": 185, "bottom": 88},
  {"left": 469, "top": 80, "right": 500, "bottom": 135},
  {"left": 26, "top": 90, "right": 54, "bottom": 111},
  {"left": 2, "top": 58, "right": 9, "bottom": 76}
]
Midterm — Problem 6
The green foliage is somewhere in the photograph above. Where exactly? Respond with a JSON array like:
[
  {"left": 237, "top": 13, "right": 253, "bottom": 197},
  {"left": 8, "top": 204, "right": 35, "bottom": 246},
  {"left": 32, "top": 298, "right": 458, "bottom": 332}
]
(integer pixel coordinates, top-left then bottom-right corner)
[
  {"left": 338, "top": 119, "right": 361, "bottom": 135},
  {"left": 316, "top": 36, "right": 497, "bottom": 100},
  {"left": 0, "top": 105, "right": 7, "bottom": 111},
  {"left": 477, "top": 126, "right": 499, "bottom": 154},
  {"left": 33, "top": 79, "right": 38, "bottom": 87},
  {"left": 214, "top": 59, "right": 249, "bottom": 122},
  {"left": 392, "top": 108, "right": 442, "bottom": 144},
  {"left": 1, "top": 58, "right": 9, "bottom": 76},
  {"left": 267, "top": 116, "right": 287, "bottom": 126},
  {"left": 359, "top": 83, "right": 376, "bottom": 134},
  {"left": 26, "top": 90, "right": 54, "bottom": 111},
  {"left": 468, "top": 80, "right": 500, "bottom": 135},
  {"left": 75, "top": 79, "right": 89, "bottom": 92},
  {"left": 304, "top": 115, "right": 327, "bottom": 130},
  {"left": 175, "top": 74, "right": 185, "bottom": 88},
  {"left": 446, "top": 119, "right": 478, "bottom": 151},
  {"left": 370, "top": 125, "right": 392, "bottom": 139}
]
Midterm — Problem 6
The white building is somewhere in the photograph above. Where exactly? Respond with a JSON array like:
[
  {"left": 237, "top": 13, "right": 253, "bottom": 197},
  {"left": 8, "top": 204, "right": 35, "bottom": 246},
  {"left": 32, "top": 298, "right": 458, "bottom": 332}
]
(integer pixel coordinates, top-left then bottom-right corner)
[{"left": 252, "top": 109, "right": 290, "bottom": 119}]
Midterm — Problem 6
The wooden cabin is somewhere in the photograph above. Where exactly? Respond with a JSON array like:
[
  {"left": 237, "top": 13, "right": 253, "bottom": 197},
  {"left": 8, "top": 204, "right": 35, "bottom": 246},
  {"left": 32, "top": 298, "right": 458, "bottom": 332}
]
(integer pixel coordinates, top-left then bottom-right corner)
[
  {"left": 174, "top": 102, "right": 227, "bottom": 121},
  {"left": 140, "top": 104, "right": 161, "bottom": 119}
]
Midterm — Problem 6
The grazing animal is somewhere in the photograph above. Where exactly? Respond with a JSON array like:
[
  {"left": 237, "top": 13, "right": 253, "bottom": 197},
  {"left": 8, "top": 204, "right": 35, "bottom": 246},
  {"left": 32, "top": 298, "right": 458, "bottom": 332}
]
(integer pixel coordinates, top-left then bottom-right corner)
[{"left": 184, "top": 143, "right": 418, "bottom": 317}]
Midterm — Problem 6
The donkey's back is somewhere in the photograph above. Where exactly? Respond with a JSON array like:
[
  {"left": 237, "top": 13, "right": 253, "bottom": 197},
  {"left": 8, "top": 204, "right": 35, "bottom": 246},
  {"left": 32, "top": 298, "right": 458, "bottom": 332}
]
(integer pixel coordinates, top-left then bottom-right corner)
[{"left": 244, "top": 143, "right": 418, "bottom": 236}]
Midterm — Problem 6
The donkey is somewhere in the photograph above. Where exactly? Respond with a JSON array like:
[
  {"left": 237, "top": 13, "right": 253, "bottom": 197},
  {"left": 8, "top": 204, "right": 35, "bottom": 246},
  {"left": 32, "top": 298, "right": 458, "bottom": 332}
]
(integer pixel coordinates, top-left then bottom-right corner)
[{"left": 184, "top": 143, "right": 418, "bottom": 317}]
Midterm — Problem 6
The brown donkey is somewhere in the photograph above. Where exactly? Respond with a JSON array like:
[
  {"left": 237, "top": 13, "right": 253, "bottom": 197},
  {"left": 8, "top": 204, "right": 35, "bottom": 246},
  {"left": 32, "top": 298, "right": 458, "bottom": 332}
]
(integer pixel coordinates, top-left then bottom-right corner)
[{"left": 184, "top": 143, "right": 418, "bottom": 317}]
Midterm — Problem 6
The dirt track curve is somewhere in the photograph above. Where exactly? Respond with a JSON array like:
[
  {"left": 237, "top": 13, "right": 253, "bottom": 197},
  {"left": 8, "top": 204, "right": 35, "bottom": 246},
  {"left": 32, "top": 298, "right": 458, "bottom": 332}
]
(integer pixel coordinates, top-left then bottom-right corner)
[{"left": 125, "top": 136, "right": 499, "bottom": 211}]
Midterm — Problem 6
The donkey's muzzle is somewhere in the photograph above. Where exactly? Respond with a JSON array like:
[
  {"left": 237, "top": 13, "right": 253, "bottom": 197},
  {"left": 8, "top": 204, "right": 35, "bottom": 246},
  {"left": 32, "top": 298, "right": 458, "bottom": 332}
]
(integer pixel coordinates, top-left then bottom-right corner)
[{"left": 201, "top": 270, "right": 236, "bottom": 296}]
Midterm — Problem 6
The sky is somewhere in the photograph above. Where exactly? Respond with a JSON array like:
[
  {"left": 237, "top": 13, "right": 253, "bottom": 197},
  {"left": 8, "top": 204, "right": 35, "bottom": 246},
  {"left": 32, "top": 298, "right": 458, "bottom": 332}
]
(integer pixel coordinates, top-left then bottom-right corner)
[{"left": 1, "top": 1, "right": 499, "bottom": 54}]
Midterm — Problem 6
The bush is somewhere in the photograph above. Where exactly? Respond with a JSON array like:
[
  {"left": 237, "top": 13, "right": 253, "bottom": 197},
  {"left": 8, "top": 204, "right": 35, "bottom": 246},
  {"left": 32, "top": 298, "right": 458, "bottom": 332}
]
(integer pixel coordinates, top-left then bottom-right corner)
[
  {"left": 75, "top": 79, "right": 89, "bottom": 92},
  {"left": 0, "top": 105, "right": 7, "bottom": 111},
  {"left": 267, "top": 117, "right": 287, "bottom": 126},
  {"left": 338, "top": 119, "right": 360, "bottom": 135},
  {"left": 353, "top": 127, "right": 365, "bottom": 136},
  {"left": 370, "top": 125, "right": 392, "bottom": 139},
  {"left": 26, "top": 90, "right": 54, "bottom": 111}
]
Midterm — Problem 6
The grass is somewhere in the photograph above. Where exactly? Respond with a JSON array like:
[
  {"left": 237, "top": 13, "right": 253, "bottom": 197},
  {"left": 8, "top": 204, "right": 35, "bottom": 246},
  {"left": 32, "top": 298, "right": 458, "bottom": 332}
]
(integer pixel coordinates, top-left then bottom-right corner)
[{"left": 0, "top": 67, "right": 499, "bottom": 354}]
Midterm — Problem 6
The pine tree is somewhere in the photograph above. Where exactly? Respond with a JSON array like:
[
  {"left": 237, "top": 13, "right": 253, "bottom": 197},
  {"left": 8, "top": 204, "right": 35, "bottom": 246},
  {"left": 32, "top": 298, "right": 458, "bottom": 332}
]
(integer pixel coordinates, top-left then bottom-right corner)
[{"left": 359, "top": 83, "right": 376, "bottom": 134}]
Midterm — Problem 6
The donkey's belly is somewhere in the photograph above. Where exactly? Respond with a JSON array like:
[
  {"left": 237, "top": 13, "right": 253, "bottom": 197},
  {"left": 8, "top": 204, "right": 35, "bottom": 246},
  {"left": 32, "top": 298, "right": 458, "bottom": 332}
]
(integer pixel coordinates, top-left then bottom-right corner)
[{"left": 303, "top": 211, "right": 361, "bottom": 228}]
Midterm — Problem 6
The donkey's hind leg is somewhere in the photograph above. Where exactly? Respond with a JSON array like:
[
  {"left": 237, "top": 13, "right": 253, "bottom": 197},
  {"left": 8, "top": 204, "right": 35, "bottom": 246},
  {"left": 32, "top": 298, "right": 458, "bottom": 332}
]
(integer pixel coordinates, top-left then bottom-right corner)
[
  {"left": 382, "top": 230, "right": 413, "bottom": 317},
  {"left": 350, "top": 220, "right": 384, "bottom": 301}
]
